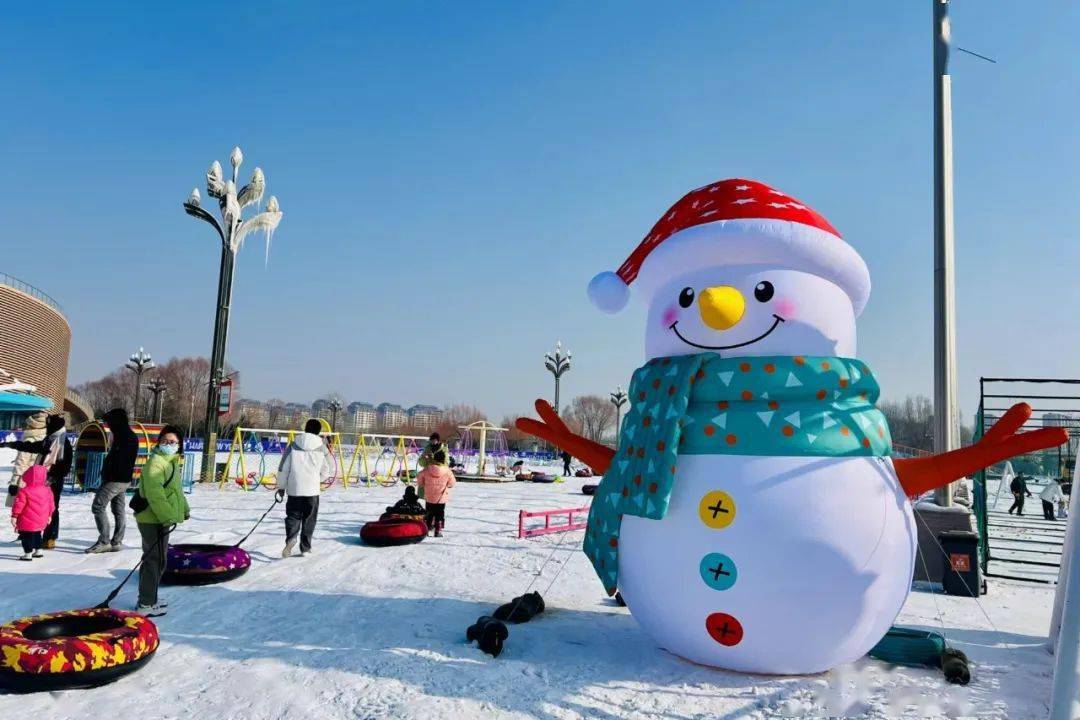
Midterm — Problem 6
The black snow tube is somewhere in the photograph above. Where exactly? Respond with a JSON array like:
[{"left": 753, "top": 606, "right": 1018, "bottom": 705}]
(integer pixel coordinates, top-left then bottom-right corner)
[
  {"left": 361, "top": 519, "right": 428, "bottom": 547},
  {"left": 582, "top": 483, "right": 598, "bottom": 495},
  {"left": 0, "top": 608, "right": 159, "bottom": 692},
  {"left": 163, "top": 544, "right": 252, "bottom": 586},
  {"left": 530, "top": 473, "right": 555, "bottom": 484}
]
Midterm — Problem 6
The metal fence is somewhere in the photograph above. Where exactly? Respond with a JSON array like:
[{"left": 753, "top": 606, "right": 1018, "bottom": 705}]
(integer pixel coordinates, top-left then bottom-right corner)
[{"left": 0, "top": 272, "right": 63, "bottom": 314}]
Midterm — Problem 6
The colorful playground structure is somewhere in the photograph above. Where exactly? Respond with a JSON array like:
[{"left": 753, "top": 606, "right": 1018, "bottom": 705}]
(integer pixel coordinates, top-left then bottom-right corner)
[
  {"left": 73, "top": 421, "right": 162, "bottom": 490},
  {"left": 218, "top": 423, "right": 430, "bottom": 490},
  {"left": 454, "top": 421, "right": 512, "bottom": 481}
]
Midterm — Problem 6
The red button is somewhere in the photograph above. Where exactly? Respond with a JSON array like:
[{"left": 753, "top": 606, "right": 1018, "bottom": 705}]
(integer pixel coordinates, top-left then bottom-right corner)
[{"left": 705, "top": 612, "right": 744, "bottom": 646}]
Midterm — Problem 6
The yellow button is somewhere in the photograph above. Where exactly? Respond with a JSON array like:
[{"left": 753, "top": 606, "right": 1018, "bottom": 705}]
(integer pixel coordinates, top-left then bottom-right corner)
[{"left": 698, "top": 491, "right": 736, "bottom": 529}]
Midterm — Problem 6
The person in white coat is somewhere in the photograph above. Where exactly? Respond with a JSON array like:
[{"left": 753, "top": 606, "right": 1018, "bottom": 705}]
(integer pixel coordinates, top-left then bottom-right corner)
[
  {"left": 275, "top": 419, "right": 331, "bottom": 557},
  {"left": 1041, "top": 478, "right": 1065, "bottom": 521}
]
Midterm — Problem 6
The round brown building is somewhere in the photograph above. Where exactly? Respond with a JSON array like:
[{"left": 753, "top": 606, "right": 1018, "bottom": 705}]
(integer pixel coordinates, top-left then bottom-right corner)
[{"left": 0, "top": 273, "right": 71, "bottom": 411}]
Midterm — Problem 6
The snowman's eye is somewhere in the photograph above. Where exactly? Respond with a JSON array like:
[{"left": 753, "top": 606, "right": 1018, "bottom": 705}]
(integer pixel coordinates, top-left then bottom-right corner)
[
  {"left": 678, "top": 287, "right": 695, "bottom": 308},
  {"left": 753, "top": 281, "right": 774, "bottom": 303}
]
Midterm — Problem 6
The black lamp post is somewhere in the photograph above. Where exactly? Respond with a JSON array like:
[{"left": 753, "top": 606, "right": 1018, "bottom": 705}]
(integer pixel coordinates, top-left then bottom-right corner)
[
  {"left": 125, "top": 348, "right": 155, "bottom": 421},
  {"left": 145, "top": 377, "right": 167, "bottom": 423},
  {"left": 329, "top": 399, "right": 342, "bottom": 431},
  {"left": 544, "top": 341, "right": 572, "bottom": 417},
  {"left": 184, "top": 147, "right": 282, "bottom": 482},
  {"left": 610, "top": 385, "right": 628, "bottom": 441}
]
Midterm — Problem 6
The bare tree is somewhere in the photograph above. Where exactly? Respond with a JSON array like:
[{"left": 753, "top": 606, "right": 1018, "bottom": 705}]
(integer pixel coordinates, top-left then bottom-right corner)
[
  {"left": 76, "top": 356, "right": 238, "bottom": 433},
  {"left": 566, "top": 395, "right": 616, "bottom": 445},
  {"left": 433, "top": 404, "right": 486, "bottom": 446},
  {"left": 75, "top": 369, "right": 134, "bottom": 417},
  {"left": 501, "top": 414, "right": 537, "bottom": 451}
]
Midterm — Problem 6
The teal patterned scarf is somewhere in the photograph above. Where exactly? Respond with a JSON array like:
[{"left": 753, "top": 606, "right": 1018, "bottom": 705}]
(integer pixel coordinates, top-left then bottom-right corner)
[{"left": 583, "top": 354, "right": 892, "bottom": 594}]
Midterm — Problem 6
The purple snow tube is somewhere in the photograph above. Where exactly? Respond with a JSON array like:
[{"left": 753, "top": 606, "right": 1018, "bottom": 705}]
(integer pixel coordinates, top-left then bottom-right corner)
[{"left": 163, "top": 544, "right": 251, "bottom": 586}]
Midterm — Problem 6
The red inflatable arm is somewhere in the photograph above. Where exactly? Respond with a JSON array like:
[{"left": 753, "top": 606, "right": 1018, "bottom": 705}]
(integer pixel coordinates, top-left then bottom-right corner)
[
  {"left": 516, "top": 400, "right": 616, "bottom": 475},
  {"left": 893, "top": 403, "right": 1068, "bottom": 498}
]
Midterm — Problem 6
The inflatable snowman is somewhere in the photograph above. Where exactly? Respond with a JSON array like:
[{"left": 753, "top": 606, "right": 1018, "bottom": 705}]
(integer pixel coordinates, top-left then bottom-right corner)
[{"left": 518, "top": 178, "right": 1065, "bottom": 674}]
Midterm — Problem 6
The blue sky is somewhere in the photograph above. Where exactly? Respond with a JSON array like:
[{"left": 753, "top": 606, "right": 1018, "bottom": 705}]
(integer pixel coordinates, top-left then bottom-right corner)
[{"left": 2, "top": 1, "right": 1078, "bottom": 422}]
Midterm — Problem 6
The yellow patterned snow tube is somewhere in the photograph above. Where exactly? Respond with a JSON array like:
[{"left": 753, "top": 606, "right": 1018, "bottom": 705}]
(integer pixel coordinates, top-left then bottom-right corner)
[{"left": 0, "top": 608, "right": 159, "bottom": 692}]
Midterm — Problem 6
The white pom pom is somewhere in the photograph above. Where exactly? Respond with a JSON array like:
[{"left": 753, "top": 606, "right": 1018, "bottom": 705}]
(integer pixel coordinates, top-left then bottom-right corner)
[{"left": 587, "top": 271, "right": 630, "bottom": 313}]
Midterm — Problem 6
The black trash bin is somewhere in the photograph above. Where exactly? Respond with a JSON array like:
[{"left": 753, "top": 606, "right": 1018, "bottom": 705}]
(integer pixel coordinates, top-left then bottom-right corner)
[{"left": 939, "top": 530, "right": 982, "bottom": 597}]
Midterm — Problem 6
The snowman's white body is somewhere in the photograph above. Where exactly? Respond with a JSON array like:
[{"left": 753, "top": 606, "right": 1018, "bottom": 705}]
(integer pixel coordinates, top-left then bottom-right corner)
[{"left": 618, "top": 453, "right": 916, "bottom": 674}]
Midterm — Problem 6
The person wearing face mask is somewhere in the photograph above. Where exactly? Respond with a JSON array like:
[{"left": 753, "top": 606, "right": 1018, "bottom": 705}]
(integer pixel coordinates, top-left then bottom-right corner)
[
  {"left": 0, "top": 414, "right": 72, "bottom": 550},
  {"left": 132, "top": 426, "right": 190, "bottom": 616}
]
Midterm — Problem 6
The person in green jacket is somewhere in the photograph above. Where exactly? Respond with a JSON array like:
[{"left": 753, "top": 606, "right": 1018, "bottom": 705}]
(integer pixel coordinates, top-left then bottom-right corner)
[
  {"left": 418, "top": 432, "right": 449, "bottom": 468},
  {"left": 135, "top": 426, "right": 190, "bottom": 616}
]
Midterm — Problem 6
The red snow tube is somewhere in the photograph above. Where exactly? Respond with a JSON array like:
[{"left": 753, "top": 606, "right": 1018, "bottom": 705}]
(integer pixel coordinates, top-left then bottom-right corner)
[
  {"left": 0, "top": 608, "right": 158, "bottom": 692},
  {"left": 360, "top": 519, "right": 427, "bottom": 547}
]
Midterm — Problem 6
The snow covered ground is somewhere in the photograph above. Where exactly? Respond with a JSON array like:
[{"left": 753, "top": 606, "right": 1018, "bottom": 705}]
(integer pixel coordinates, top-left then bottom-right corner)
[{"left": 0, "top": 478, "right": 1059, "bottom": 719}]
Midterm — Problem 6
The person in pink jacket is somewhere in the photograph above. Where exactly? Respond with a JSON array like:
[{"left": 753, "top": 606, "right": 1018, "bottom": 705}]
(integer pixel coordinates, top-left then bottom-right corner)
[
  {"left": 10, "top": 465, "right": 56, "bottom": 561},
  {"left": 415, "top": 450, "right": 455, "bottom": 537}
]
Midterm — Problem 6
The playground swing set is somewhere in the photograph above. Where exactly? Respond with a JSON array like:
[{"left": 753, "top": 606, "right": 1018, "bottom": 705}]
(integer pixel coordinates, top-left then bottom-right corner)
[
  {"left": 218, "top": 421, "right": 429, "bottom": 491},
  {"left": 454, "top": 421, "right": 514, "bottom": 482}
]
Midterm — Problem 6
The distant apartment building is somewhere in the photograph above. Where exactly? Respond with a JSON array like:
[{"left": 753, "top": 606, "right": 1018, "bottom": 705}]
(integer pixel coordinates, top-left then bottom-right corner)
[
  {"left": 407, "top": 404, "right": 443, "bottom": 432},
  {"left": 281, "top": 402, "right": 310, "bottom": 429},
  {"left": 236, "top": 399, "right": 269, "bottom": 428},
  {"left": 1044, "top": 413, "right": 1079, "bottom": 456},
  {"left": 376, "top": 402, "right": 407, "bottom": 431},
  {"left": 347, "top": 401, "right": 377, "bottom": 432}
]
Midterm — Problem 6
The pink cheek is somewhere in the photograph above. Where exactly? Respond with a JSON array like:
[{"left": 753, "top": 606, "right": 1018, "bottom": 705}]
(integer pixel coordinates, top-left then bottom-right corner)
[
  {"left": 774, "top": 298, "right": 797, "bottom": 319},
  {"left": 661, "top": 307, "right": 679, "bottom": 327}
]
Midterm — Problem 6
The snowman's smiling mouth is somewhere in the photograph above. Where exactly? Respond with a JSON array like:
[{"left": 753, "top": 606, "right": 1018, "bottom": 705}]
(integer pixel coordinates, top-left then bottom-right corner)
[{"left": 670, "top": 314, "right": 785, "bottom": 351}]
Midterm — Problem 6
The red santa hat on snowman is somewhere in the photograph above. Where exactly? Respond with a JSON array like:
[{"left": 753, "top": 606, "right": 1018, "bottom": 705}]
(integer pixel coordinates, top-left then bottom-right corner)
[{"left": 587, "top": 178, "right": 871, "bottom": 316}]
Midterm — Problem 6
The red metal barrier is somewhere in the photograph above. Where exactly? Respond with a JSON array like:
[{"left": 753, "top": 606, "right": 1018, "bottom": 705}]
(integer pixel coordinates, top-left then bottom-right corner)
[{"left": 518, "top": 505, "right": 589, "bottom": 539}]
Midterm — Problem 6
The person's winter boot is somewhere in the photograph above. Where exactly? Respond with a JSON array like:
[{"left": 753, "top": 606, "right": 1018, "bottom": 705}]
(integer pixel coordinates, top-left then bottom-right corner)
[
  {"left": 85, "top": 541, "right": 111, "bottom": 554},
  {"left": 467, "top": 615, "right": 509, "bottom": 658},
  {"left": 941, "top": 647, "right": 970, "bottom": 685},
  {"left": 494, "top": 591, "right": 546, "bottom": 624},
  {"left": 32, "top": 549, "right": 43, "bottom": 558},
  {"left": 19, "top": 552, "right": 32, "bottom": 561},
  {"left": 282, "top": 538, "right": 297, "bottom": 558},
  {"left": 435, "top": 521, "right": 443, "bottom": 538},
  {"left": 43, "top": 539, "right": 56, "bottom": 550},
  {"left": 136, "top": 604, "right": 167, "bottom": 618},
  {"left": 109, "top": 542, "right": 123, "bottom": 552}
]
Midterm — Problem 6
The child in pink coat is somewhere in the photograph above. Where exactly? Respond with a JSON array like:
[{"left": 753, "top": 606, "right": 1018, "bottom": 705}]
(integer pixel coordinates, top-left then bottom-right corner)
[
  {"left": 415, "top": 450, "right": 455, "bottom": 537},
  {"left": 11, "top": 465, "right": 55, "bottom": 561}
]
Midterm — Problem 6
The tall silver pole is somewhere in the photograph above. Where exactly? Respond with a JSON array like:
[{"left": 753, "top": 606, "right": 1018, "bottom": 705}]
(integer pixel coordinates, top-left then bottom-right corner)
[
  {"left": 933, "top": 0, "right": 960, "bottom": 506},
  {"left": 1050, "top": 473, "right": 1080, "bottom": 719}
]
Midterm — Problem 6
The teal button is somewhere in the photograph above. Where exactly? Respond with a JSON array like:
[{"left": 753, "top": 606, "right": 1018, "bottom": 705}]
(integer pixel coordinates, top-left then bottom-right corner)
[{"left": 699, "top": 552, "right": 737, "bottom": 591}]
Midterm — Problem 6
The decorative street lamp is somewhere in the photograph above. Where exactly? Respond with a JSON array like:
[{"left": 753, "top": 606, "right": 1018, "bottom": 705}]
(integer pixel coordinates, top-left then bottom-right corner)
[
  {"left": 610, "top": 385, "right": 628, "bottom": 440},
  {"left": 544, "top": 341, "right": 572, "bottom": 417},
  {"left": 146, "top": 377, "right": 168, "bottom": 423},
  {"left": 328, "top": 398, "right": 342, "bottom": 431},
  {"left": 184, "top": 146, "right": 282, "bottom": 482},
  {"left": 125, "top": 348, "right": 155, "bottom": 421}
]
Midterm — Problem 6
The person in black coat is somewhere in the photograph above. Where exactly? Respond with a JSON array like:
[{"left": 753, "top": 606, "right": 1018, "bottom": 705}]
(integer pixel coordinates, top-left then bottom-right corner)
[
  {"left": 86, "top": 408, "right": 139, "bottom": 553},
  {"left": 1008, "top": 473, "right": 1033, "bottom": 516},
  {"left": 560, "top": 450, "right": 572, "bottom": 476},
  {"left": 0, "top": 414, "right": 72, "bottom": 549}
]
